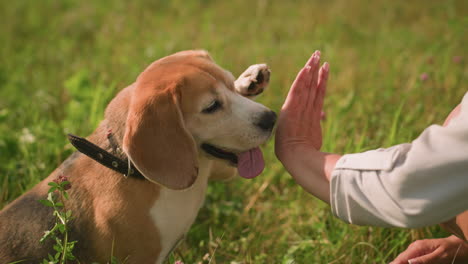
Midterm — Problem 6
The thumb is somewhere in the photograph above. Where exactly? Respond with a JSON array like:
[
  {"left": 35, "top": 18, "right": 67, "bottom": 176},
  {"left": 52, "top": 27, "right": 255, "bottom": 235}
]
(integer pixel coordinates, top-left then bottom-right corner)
[{"left": 409, "top": 248, "right": 443, "bottom": 264}]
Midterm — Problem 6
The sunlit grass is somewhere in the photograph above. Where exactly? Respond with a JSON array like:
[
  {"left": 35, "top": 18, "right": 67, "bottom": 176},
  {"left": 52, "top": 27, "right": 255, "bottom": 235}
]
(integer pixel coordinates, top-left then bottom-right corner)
[{"left": 0, "top": 0, "right": 466, "bottom": 263}]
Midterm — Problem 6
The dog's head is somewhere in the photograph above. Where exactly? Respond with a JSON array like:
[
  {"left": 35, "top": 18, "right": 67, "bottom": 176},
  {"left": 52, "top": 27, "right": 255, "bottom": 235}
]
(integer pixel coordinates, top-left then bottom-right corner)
[{"left": 122, "top": 50, "right": 275, "bottom": 190}]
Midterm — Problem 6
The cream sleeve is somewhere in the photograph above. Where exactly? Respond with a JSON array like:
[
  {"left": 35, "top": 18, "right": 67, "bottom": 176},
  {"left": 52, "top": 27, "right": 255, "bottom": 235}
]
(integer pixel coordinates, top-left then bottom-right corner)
[{"left": 330, "top": 93, "right": 468, "bottom": 228}]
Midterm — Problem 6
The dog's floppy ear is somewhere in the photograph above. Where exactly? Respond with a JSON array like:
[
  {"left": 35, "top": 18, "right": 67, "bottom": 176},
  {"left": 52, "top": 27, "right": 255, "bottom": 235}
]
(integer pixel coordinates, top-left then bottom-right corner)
[{"left": 123, "top": 81, "right": 198, "bottom": 190}]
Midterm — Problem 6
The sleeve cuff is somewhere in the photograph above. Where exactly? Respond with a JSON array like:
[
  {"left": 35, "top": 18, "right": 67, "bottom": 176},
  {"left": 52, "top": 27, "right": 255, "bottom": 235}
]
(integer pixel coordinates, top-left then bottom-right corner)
[
  {"left": 334, "top": 146, "right": 403, "bottom": 171},
  {"left": 330, "top": 144, "right": 410, "bottom": 225}
]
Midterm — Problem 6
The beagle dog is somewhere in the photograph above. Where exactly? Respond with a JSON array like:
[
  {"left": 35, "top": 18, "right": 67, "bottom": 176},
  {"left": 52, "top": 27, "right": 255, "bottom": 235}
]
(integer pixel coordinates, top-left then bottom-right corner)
[{"left": 0, "top": 50, "right": 276, "bottom": 263}]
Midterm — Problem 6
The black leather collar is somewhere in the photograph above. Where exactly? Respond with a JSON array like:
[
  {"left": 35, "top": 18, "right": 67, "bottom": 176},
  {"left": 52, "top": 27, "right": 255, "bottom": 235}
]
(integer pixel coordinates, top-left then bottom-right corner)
[{"left": 67, "top": 134, "right": 145, "bottom": 180}]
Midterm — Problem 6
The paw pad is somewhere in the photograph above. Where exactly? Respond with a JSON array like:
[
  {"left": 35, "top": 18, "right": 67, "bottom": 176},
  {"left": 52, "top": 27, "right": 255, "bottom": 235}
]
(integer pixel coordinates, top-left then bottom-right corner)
[{"left": 235, "top": 64, "right": 270, "bottom": 98}]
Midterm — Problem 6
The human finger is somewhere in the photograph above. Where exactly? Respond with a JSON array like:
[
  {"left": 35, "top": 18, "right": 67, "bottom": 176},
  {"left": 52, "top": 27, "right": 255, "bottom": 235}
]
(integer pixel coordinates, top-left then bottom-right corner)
[
  {"left": 315, "top": 62, "right": 329, "bottom": 113},
  {"left": 282, "top": 65, "right": 313, "bottom": 109},
  {"left": 390, "top": 240, "right": 435, "bottom": 264},
  {"left": 304, "top": 50, "right": 320, "bottom": 67},
  {"left": 315, "top": 63, "right": 329, "bottom": 113},
  {"left": 408, "top": 247, "right": 445, "bottom": 264},
  {"left": 306, "top": 52, "right": 321, "bottom": 105},
  {"left": 305, "top": 50, "right": 321, "bottom": 67},
  {"left": 283, "top": 51, "right": 321, "bottom": 109}
]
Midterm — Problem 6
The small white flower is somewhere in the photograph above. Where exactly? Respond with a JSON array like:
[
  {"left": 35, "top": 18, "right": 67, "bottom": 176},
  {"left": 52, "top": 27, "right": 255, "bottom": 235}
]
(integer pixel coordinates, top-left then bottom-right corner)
[
  {"left": 19, "top": 128, "right": 36, "bottom": 144},
  {"left": 37, "top": 162, "right": 46, "bottom": 170}
]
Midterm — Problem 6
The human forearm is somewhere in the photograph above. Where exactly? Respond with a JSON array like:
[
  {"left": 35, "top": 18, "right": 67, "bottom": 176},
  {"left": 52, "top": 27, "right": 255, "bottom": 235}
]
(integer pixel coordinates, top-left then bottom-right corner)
[
  {"left": 331, "top": 126, "right": 468, "bottom": 227},
  {"left": 454, "top": 211, "right": 468, "bottom": 241},
  {"left": 276, "top": 145, "right": 341, "bottom": 203},
  {"left": 441, "top": 210, "right": 468, "bottom": 242}
]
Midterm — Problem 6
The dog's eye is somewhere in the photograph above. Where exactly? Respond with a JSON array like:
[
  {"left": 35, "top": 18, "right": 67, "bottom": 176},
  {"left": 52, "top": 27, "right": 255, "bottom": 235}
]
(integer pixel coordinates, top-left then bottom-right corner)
[{"left": 202, "top": 100, "right": 222, "bottom": 114}]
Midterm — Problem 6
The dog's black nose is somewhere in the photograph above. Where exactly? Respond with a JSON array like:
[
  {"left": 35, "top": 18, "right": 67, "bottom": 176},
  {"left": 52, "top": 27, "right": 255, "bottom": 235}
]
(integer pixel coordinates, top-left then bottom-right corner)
[{"left": 256, "top": 110, "right": 277, "bottom": 131}]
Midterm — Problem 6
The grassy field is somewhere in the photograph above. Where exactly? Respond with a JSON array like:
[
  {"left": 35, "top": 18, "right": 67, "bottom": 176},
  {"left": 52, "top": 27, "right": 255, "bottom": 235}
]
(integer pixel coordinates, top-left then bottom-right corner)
[{"left": 0, "top": 0, "right": 466, "bottom": 263}]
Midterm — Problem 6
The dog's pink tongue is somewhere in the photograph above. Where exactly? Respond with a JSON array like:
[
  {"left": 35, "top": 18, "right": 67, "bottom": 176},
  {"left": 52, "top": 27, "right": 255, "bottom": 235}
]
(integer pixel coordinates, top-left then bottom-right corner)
[{"left": 237, "top": 147, "right": 265, "bottom": 179}]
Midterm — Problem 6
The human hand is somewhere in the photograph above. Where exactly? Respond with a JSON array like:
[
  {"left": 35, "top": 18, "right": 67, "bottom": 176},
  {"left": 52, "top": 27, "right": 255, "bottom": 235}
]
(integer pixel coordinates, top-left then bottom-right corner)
[
  {"left": 391, "top": 235, "right": 468, "bottom": 264},
  {"left": 275, "top": 50, "right": 328, "bottom": 159},
  {"left": 274, "top": 51, "right": 340, "bottom": 203}
]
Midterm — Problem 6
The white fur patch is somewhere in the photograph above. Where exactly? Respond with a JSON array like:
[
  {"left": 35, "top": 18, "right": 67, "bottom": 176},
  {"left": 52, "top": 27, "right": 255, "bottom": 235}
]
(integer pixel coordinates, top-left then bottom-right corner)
[{"left": 150, "top": 159, "right": 212, "bottom": 264}]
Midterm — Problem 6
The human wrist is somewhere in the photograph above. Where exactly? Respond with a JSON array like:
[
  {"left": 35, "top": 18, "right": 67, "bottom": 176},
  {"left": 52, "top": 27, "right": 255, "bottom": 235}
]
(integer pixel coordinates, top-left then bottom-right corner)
[
  {"left": 276, "top": 143, "right": 341, "bottom": 203},
  {"left": 275, "top": 141, "right": 318, "bottom": 166},
  {"left": 322, "top": 153, "right": 342, "bottom": 181},
  {"left": 276, "top": 143, "right": 340, "bottom": 181},
  {"left": 448, "top": 234, "right": 467, "bottom": 243}
]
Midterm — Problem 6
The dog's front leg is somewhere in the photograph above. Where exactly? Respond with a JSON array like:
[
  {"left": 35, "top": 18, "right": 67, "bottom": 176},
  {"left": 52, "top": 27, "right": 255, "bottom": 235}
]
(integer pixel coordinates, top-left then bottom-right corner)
[{"left": 234, "top": 64, "right": 270, "bottom": 99}]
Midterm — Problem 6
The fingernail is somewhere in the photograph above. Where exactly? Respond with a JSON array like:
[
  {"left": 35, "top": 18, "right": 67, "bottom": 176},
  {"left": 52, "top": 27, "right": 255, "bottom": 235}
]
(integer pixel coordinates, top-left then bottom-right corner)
[
  {"left": 323, "top": 62, "right": 329, "bottom": 72},
  {"left": 315, "top": 50, "right": 321, "bottom": 56},
  {"left": 313, "top": 54, "right": 320, "bottom": 64}
]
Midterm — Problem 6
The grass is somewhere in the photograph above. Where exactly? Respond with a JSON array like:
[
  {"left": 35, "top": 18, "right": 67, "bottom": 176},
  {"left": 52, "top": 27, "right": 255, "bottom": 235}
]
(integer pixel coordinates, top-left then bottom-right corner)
[{"left": 0, "top": 0, "right": 466, "bottom": 263}]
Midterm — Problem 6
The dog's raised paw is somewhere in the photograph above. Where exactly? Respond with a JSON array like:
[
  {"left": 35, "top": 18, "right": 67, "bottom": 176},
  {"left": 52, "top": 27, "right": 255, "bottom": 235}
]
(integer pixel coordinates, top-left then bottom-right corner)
[{"left": 234, "top": 64, "right": 270, "bottom": 98}]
